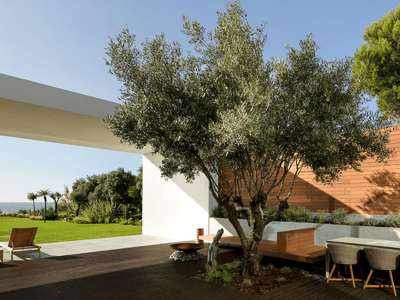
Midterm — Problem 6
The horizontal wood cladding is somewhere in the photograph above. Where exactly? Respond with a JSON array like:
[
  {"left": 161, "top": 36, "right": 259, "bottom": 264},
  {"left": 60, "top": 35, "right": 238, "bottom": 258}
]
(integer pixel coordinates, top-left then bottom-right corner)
[{"left": 219, "top": 126, "right": 400, "bottom": 215}]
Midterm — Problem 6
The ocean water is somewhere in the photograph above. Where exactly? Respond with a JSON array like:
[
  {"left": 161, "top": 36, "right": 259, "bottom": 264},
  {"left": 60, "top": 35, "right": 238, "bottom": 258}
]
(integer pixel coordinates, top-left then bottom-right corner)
[{"left": 0, "top": 202, "right": 55, "bottom": 213}]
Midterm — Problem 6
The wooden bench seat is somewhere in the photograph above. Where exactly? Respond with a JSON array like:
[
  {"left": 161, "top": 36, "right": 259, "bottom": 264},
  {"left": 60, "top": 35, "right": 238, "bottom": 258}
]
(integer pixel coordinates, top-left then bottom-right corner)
[{"left": 200, "top": 228, "right": 326, "bottom": 263}]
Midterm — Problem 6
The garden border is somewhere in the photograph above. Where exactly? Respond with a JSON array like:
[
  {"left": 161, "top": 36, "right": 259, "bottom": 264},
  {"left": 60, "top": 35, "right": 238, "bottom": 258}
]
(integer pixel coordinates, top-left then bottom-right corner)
[{"left": 209, "top": 218, "right": 400, "bottom": 247}]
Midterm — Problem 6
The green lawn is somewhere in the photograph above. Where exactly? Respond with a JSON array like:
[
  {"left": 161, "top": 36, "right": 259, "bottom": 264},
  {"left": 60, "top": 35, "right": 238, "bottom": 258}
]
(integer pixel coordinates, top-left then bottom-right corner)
[{"left": 0, "top": 217, "right": 142, "bottom": 244}]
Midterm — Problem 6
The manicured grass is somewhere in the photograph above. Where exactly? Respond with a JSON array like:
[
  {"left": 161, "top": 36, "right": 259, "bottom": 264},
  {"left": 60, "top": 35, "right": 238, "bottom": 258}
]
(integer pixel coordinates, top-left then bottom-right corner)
[{"left": 0, "top": 217, "right": 142, "bottom": 244}]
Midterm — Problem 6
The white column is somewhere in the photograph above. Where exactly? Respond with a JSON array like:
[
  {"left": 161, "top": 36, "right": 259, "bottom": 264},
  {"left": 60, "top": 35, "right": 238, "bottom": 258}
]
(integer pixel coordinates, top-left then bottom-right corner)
[{"left": 142, "top": 153, "right": 216, "bottom": 240}]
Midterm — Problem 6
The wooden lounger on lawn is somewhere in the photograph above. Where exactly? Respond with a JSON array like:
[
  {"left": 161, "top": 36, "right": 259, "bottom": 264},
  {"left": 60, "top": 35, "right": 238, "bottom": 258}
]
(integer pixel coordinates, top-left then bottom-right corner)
[{"left": 0, "top": 227, "right": 41, "bottom": 261}]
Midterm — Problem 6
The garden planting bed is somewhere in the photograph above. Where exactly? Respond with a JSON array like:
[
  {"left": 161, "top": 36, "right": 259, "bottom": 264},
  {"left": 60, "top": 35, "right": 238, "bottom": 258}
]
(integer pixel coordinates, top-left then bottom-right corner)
[{"left": 209, "top": 218, "right": 400, "bottom": 246}]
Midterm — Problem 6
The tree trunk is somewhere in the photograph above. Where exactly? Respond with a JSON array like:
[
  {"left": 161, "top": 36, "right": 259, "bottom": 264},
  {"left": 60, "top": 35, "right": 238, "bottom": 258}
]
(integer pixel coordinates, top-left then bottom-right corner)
[
  {"left": 33, "top": 201, "right": 35, "bottom": 216},
  {"left": 125, "top": 204, "right": 128, "bottom": 220},
  {"left": 55, "top": 201, "right": 58, "bottom": 215},
  {"left": 76, "top": 204, "right": 81, "bottom": 217},
  {"left": 279, "top": 199, "right": 289, "bottom": 211},
  {"left": 224, "top": 203, "right": 263, "bottom": 277},
  {"left": 239, "top": 200, "right": 266, "bottom": 277},
  {"left": 241, "top": 240, "right": 262, "bottom": 276},
  {"left": 44, "top": 199, "right": 47, "bottom": 223}
]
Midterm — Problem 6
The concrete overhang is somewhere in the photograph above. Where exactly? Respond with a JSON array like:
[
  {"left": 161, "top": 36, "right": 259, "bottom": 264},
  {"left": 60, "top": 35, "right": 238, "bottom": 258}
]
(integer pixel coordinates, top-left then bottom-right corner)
[{"left": 0, "top": 73, "right": 151, "bottom": 154}]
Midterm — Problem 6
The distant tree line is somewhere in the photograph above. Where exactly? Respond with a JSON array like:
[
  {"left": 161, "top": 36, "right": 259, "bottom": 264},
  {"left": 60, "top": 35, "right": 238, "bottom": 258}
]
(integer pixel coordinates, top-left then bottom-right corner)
[
  {"left": 27, "top": 167, "right": 142, "bottom": 221},
  {"left": 70, "top": 167, "right": 142, "bottom": 219}
]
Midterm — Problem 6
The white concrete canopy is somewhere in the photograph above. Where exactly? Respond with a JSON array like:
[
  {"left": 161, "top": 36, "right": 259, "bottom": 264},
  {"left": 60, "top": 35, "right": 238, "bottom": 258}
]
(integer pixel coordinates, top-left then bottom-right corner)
[
  {"left": 0, "top": 73, "right": 216, "bottom": 241},
  {"left": 0, "top": 73, "right": 150, "bottom": 154}
]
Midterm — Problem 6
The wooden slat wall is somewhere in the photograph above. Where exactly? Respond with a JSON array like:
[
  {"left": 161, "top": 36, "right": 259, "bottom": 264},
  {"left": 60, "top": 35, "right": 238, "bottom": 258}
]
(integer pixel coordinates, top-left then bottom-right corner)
[{"left": 219, "top": 126, "right": 400, "bottom": 215}]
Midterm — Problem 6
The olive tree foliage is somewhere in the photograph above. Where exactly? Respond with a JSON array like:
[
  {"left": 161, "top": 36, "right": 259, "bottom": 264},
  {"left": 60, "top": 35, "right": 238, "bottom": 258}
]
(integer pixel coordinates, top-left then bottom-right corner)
[
  {"left": 353, "top": 5, "right": 400, "bottom": 122},
  {"left": 104, "top": 1, "right": 393, "bottom": 276}
]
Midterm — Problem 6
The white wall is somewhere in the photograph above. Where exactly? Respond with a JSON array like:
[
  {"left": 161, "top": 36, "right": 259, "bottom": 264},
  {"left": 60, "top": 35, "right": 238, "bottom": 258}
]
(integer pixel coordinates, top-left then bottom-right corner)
[{"left": 142, "top": 153, "right": 217, "bottom": 240}]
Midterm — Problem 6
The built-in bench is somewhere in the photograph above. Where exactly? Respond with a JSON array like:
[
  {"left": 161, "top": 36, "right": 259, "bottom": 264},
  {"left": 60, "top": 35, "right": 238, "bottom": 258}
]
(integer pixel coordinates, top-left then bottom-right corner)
[{"left": 200, "top": 227, "right": 326, "bottom": 263}]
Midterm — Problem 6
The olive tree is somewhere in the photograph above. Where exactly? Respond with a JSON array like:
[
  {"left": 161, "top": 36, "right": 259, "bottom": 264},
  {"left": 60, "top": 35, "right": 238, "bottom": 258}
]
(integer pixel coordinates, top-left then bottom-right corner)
[
  {"left": 353, "top": 5, "right": 400, "bottom": 121},
  {"left": 104, "top": 1, "right": 393, "bottom": 277}
]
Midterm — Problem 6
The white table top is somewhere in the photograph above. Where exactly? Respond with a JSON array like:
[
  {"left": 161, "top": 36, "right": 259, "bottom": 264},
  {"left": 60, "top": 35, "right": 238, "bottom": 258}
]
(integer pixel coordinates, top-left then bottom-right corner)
[{"left": 327, "top": 237, "right": 400, "bottom": 250}]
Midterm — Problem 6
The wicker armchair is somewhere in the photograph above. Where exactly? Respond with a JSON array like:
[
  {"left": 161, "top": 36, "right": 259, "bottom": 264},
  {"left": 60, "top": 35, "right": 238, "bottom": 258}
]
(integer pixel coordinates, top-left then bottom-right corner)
[
  {"left": 363, "top": 247, "right": 400, "bottom": 296},
  {"left": 327, "top": 243, "right": 364, "bottom": 288}
]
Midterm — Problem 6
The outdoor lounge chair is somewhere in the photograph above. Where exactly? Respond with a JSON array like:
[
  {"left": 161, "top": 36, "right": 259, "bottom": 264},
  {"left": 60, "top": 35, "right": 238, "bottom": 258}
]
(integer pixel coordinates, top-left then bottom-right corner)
[{"left": 0, "top": 227, "right": 41, "bottom": 261}]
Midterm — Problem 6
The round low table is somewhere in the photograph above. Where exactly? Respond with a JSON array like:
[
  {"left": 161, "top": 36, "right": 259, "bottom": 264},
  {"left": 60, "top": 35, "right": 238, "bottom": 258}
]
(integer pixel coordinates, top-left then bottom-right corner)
[{"left": 169, "top": 243, "right": 205, "bottom": 261}]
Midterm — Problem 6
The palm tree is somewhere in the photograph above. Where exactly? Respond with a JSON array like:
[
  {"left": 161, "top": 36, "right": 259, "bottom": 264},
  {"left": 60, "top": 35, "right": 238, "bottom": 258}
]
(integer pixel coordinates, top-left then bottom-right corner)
[
  {"left": 37, "top": 189, "right": 50, "bottom": 223},
  {"left": 27, "top": 192, "right": 38, "bottom": 216},
  {"left": 49, "top": 192, "right": 62, "bottom": 215}
]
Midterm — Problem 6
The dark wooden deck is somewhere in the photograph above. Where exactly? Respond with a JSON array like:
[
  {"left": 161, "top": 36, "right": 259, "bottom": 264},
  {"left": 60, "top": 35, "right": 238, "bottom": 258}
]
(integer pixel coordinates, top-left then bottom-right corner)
[{"left": 0, "top": 240, "right": 397, "bottom": 299}]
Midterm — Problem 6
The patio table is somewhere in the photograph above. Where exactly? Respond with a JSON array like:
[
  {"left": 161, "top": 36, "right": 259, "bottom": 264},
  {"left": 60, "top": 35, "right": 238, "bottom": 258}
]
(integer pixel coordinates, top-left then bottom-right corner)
[{"left": 326, "top": 237, "right": 400, "bottom": 278}]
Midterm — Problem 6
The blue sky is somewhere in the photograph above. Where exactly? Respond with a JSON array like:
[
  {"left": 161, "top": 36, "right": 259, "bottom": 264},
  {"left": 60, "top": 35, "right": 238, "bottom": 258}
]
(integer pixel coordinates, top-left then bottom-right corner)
[{"left": 0, "top": 0, "right": 398, "bottom": 203}]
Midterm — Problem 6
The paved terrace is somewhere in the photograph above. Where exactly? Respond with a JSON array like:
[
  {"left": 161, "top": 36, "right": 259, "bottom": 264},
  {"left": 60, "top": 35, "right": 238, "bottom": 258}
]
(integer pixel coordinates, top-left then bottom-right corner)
[{"left": 0, "top": 235, "right": 398, "bottom": 299}]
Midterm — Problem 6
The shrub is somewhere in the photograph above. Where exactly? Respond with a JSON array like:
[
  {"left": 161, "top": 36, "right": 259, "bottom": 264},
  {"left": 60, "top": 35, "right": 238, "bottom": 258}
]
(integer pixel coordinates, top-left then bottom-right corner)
[
  {"left": 202, "top": 259, "right": 241, "bottom": 284},
  {"left": 362, "top": 217, "right": 379, "bottom": 227},
  {"left": 264, "top": 206, "right": 278, "bottom": 218},
  {"left": 133, "top": 219, "right": 142, "bottom": 226},
  {"left": 58, "top": 212, "right": 75, "bottom": 222},
  {"left": 211, "top": 206, "right": 228, "bottom": 218},
  {"left": 42, "top": 211, "right": 58, "bottom": 221},
  {"left": 72, "top": 217, "right": 90, "bottom": 224},
  {"left": 329, "top": 208, "right": 347, "bottom": 224},
  {"left": 313, "top": 210, "right": 328, "bottom": 223},
  {"left": 18, "top": 208, "right": 28, "bottom": 214},
  {"left": 119, "top": 218, "right": 136, "bottom": 225},
  {"left": 34, "top": 216, "right": 43, "bottom": 221},
  {"left": 211, "top": 205, "right": 247, "bottom": 219},
  {"left": 281, "top": 206, "right": 312, "bottom": 223},
  {"left": 29, "top": 216, "right": 35, "bottom": 220},
  {"left": 281, "top": 266, "right": 291, "bottom": 275},
  {"left": 80, "top": 201, "right": 115, "bottom": 224},
  {"left": 131, "top": 214, "right": 142, "bottom": 220},
  {"left": 385, "top": 211, "right": 400, "bottom": 227}
]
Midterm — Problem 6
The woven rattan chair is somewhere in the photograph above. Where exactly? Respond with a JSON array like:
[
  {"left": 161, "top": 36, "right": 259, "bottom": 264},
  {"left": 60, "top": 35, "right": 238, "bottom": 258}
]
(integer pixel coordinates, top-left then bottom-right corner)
[
  {"left": 363, "top": 247, "right": 400, "bottom": 296},
  {"left": 327, "top": 243, "right": 364, "bottom": 288}
]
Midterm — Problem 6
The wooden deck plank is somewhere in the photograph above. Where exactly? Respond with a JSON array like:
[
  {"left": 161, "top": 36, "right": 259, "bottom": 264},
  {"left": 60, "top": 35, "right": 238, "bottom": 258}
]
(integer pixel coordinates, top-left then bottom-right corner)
[{"left": 263, "top": 276, "right": 322, "bottom": 299}]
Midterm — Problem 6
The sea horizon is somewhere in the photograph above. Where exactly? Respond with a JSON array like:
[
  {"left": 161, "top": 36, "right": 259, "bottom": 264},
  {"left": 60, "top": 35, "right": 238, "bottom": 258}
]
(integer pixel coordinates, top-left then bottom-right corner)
[{"left": 0, "top": 201, "right": 55, "bottom": 214}]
